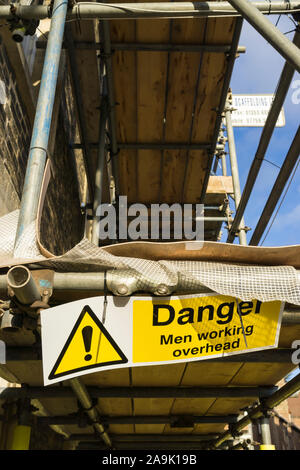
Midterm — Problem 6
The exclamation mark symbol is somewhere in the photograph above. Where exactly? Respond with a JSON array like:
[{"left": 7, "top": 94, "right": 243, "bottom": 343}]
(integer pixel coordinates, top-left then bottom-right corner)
[{"left": 82, "top": 326, "right": 93, "bottom": 361}]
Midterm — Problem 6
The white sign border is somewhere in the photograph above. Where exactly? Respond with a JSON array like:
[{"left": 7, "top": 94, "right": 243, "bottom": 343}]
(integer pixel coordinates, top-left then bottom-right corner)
[{"left": 41, "top": 294, "right": 284, "bottom": 386}]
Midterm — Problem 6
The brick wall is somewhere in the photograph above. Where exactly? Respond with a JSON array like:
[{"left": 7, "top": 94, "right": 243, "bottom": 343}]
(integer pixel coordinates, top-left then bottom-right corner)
[
  {"left": 0, "top": 39, "right": 31, "bottom": 216},
  {"left": 0, "top": 33, "right": 87, "bottom": 449},
  {"left": 0, "top": 34, "right": 85, "bottom": 255}
]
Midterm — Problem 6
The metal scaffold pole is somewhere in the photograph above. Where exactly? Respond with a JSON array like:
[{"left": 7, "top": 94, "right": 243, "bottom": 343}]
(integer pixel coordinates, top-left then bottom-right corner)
[
  {"left": 259, "top": 416, "right": 275, "bottom": 450},
  {"left": 224, "top": 94, "right": 248, "bottom": 245},
  {"left": 250, "top": 125, "right": 300, "bottom": 245},
  {"left": 226, "top": 0, "right": 300, "bottom": 72},
  {"left": 0, "top": 2, "right": 300, "bottom": 20},
  {"left": 14, "top": 0, "right": 68, "bottom": 250},
  {"left": 91, "top": 76, "right": 108, "bottom": 246},
  {"left": 227, "top": 27, "right": 300, "bottom": 243}
]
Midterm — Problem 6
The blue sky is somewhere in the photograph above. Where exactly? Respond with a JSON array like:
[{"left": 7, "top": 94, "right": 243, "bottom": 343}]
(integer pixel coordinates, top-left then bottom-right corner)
[{"left": 219, "top": 13, "right": 300, "bottom": 247}]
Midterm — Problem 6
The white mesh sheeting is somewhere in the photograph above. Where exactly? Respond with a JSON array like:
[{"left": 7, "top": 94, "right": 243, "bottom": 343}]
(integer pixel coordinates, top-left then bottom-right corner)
[
  {"left": 163, "top": 261, "right": 300, "bottom": 304},
  {"left": 0, "top": 210, "right": 300, "bottom": 304}
]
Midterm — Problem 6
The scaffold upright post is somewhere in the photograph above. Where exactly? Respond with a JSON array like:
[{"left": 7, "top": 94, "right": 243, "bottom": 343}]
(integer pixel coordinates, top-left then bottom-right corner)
[
  {"left": 225, "top": 93, "right": 247, "bottom": 245},
  {"left": 13, "top": 0, "right": 68, "bottom": 251},
  {"left": 92, "top": 76, "right": 108, "bottom": 246},
  {"left": 259, "top": 416, "right": 275, "bottom": 450}
]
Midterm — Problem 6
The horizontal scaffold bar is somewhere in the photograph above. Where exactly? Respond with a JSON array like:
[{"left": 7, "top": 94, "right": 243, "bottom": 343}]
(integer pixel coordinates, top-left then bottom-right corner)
[
  {"left": 37, "top": 414, "right": 239, "bottom": 426},
  {"left": 68, "top": 433, "right": 220, "bottom": 442},
  {"left": 4, "top": 347, "right": 295, "bottom": 363},
  {"left": 0, "top": 385, "right": 277, "bottom": 399},
  {"left": 0, "top": 2, "right": 299, "bottom": 20},
  {"left": 70, "top": 142, "right": 212, "bottom": 150},
  {"left": 36, "top": 41, "right": 246, "bottom": 53},
  {"left": 76, "top": 441, "right": 220, "bottom": 450}
]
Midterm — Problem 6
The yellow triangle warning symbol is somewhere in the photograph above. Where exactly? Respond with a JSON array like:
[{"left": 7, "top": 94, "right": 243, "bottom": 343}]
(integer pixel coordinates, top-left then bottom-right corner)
[{"left": 48, "top": 305, "right": 128, "bottom": 380}]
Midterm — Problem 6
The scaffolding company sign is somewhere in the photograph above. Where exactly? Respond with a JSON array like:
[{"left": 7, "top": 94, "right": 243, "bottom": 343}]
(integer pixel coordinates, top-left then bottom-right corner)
[
  {"left": 41, "top": 294, "right": 283, "bottom": 385},
  {"left": 231, "top": 94, "right": 285, "bottom": 127}
]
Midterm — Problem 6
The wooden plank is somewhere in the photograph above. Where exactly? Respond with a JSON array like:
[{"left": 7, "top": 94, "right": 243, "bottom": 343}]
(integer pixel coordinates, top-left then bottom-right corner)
[
  {"left": 96, "top": 398, "right": 133, "bottom": 436},
  {"left": 164, "top": 359, "right": 242, "bottom": 434},
  {"left": 131, "top": 363, "right": 185, "bottom": 434},
  {"left": 84, "top": 367, "right": 134, "bottom": 434},
  {"left": 179, "top": 361, "right": 242, "bottom": 386},
  {"left": 136, "top": 45, "right": 169, "bottom": 202},
  {"left": 168, "top": 398, "right": 216, "bottom": 416},
  {"left": 206, "top": 176, "right": 233, "bottom": 194},
  {"left": 206, "top": 397, "right": 256, "bottom": 415},
  {"left": 160, "top": 18, "right": 207, "bottom": 203},
  {"left": 111, "top": 13, "right": 237, "bottom": 204},
  {"left": 183, "top": 17, "right": 236, "bottom": 202},
  {"left": 229, "top": 362, "right": 297, "bottom": 387}
]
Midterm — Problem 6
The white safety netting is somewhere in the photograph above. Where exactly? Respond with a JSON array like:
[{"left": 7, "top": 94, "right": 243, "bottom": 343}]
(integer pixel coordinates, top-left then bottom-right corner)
[{"left": 1, "top": 210, "right": 300, "bottom": 305}]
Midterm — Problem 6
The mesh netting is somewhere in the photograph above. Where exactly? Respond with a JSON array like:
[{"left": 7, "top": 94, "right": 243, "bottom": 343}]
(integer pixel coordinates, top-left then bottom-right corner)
[{"left": 0, "top": 210, "right": 300, "bottom": 304}]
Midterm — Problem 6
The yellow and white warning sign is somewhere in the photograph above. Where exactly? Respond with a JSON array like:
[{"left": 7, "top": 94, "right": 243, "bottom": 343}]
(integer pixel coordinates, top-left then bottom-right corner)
[{"left": 41, "top": 294, "right": 283, "bottom": 385}]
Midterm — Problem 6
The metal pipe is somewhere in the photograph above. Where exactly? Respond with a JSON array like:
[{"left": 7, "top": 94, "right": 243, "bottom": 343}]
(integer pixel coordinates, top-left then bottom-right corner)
[
  {"left": 225, "top": 97, "right": 247, "bottom": 245},
  {"left": 99, "top": 19, "right": 119, "bottom": 200},
  {"left": 260, "top": 416, "right": 273, "bottom": 447},
  {"left": 196, "top": 216, "right": 227, "bottom": 221},
  {"left": 13, "top": 0, "right": 68, "bottom": 250},
  {"left": 250, "top": 125, "right": 300, "bottom": 245},
  {"left": 118, "top": 142, "right": 211, "bottom": 150},
  {"left": 221, "top": 153, "right": 227, "bottom": 176},
  {"left": 230, "top": 439, "right": 251, "bottom": 450},
  {"left": 69, "top": 433, "right": 219, "bottom": 442},
  {"left": 10, "top": 397, "right": 32, "bottom": 450},
  {"left": 2, "top": 271, "right": 300, "bottom": 301},
  {"left": 0, "top": 385, "right": 277, "bottom": 399},
  {"left": 0, "top": 2, "right": 300, "bottom": 20},
  {"left": 52, "top": 272, "right": 105, "bottom": 291},
  {"left": 38, "top": 414, "right": 239, "bottom": 425},
  {"left": 107, "top": 43, "right": 247, "bottom": 53},
  {"left": 69, "top": 378, "right": 112, "bottom": 448},
  {"left": 76, "top": 441, "right": 211, "bottom": 450},
  {"left": 37, "top": 41, "right": 247, "bottom": 53},
  {"left": 91, "top": 80, "right": 108, "bottom": 246},
  {"left": 4, "top": 347, "right": 295, "bottom": 363},
  {"left": 227, "top": 28, "right": 300, "bottom": 243},
  {"left": 10, "top": 425, "right": 31, "bottom": 450},
  {"left": 71, "top": 142, "right": 211, "bottom": 150},
  {"left": 68, "top": 385, "right": 277, "bottom": 398},
  {"left": 226, "top": 0, "right": 300, "bottom": 72},
  {"left": 7, "top": 265, "right": 41, "bottom": 305},
  {"left": 200, "top": 17, "right": 243, "bottom": 203}
]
